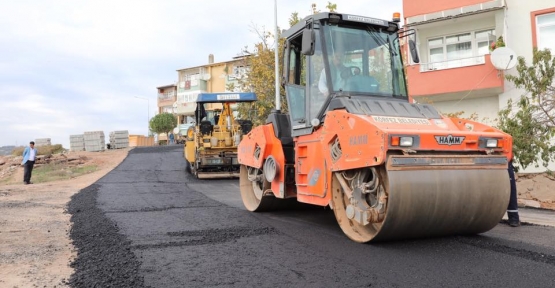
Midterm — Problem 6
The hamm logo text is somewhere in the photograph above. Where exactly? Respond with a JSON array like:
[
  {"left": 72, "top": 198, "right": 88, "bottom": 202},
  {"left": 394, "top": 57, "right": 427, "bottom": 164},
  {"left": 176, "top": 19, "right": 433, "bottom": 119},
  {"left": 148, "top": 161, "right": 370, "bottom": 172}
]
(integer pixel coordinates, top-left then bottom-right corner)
[{"left": 435, "top": 135, "right": 465, "bottom": 146}]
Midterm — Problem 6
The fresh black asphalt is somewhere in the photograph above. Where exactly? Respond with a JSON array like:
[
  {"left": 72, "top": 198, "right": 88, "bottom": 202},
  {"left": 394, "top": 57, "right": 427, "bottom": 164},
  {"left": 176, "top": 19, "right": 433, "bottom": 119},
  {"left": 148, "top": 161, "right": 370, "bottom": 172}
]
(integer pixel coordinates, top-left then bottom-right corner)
[{"left": 68, "top": 145, "right": 555, "bottom": 287}]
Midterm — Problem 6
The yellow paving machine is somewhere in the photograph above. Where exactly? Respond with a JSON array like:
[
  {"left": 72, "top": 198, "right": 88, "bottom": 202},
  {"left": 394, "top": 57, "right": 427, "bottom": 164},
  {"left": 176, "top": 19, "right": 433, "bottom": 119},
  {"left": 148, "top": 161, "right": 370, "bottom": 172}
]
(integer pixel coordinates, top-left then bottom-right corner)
[{"left": 184, "top": 92, "right": 256, "bottom": 179}]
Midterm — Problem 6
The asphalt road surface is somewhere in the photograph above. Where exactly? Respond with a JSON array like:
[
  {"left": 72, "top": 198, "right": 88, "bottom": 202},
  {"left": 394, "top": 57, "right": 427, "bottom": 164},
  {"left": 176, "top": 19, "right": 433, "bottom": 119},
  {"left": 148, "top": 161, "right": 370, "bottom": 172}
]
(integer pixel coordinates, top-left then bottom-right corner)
[{"left": 68, "top": 145, "right": 555, "bottom": 288}]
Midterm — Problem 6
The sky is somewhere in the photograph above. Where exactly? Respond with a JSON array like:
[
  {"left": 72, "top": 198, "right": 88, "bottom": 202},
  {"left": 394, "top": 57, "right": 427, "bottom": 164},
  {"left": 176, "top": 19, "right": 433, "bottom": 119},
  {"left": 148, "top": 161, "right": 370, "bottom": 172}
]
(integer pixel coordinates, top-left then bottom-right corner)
[{"left": 0, "top": 0, "right": 402, "bottom": 148}]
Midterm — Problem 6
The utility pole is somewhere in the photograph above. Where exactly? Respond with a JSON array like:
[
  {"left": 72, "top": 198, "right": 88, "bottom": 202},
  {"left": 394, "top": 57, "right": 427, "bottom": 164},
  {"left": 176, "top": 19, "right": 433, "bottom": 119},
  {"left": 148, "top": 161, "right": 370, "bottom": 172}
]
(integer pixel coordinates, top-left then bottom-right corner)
[{"left": 274, "top": 0, "right": 280, "bottom": 111}]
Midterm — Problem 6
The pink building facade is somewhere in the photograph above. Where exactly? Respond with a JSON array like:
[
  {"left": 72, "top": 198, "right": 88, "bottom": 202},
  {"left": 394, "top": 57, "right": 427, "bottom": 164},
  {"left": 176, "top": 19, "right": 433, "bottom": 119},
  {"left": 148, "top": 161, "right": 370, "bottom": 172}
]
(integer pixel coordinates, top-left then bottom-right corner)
[{"left": 403, "top": 0, "right": 555, "bottom": 171}]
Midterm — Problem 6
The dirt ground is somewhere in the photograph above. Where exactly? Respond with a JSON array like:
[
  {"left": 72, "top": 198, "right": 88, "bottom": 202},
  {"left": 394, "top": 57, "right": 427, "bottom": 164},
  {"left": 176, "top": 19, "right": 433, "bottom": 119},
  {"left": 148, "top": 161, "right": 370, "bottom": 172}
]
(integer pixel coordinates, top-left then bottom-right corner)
[
  {"left": 0, "top": 148, "right": 129, "bottom": 288},
  {"left": 0, "top": 147, "right": 554, "bottom": 287},
  {"left": 517, "top": 173, "right": 555, "bottom": 209}
]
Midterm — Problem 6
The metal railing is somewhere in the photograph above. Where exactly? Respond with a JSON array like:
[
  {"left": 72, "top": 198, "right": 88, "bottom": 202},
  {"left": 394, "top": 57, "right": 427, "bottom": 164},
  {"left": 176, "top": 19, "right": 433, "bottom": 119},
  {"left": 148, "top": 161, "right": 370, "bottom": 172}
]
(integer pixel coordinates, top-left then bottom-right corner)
[
  {"left": 406, "top": 0, "right": 505, "bottom": 25},
  {"left": 419, "top": 55, "right": 486, "bottom": 72},
  {"left": 158, "top": 91, "right": 176, "bottom": 100}
]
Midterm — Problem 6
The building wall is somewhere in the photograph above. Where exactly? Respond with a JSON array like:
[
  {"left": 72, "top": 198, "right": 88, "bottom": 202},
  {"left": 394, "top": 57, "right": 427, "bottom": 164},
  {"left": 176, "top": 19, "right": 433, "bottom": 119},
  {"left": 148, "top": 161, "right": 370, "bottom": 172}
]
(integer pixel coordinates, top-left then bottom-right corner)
[
  {"left": 499, "top": 0, "right": 555, "bottom": 172},
  {"left": 404, "top": 0, "right": 489, "bottom": 18},
  {"left": 428, "top": 95, "right": 499, "bottom": 124},
  {"left": 407, "top": 12, "right": 502, "bottom": 117},
  {"left": 157, "top": 86, "right": 176, "bottom": 114},
  {"left": 500, "top": 0, "right": 555, "bottom": 108},
  {"left": 225, "top": 61, "right": 248, "bottom": 92},
  {"left": 172, "top": 57, "right": 248, "bottom": 114},
  {"left": 208, "top": 63, "right": 227, "bottom": 93},
  {"left": 404, "top": 0, "right": 555, "bottom": 172}
]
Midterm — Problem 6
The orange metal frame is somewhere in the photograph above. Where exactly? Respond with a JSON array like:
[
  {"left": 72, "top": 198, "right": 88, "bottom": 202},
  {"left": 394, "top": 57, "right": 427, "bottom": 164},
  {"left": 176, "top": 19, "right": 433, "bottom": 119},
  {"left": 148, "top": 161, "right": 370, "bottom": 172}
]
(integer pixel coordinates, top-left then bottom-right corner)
[{"left": 238, "top": 109, "right": 512, "bottom": 208}]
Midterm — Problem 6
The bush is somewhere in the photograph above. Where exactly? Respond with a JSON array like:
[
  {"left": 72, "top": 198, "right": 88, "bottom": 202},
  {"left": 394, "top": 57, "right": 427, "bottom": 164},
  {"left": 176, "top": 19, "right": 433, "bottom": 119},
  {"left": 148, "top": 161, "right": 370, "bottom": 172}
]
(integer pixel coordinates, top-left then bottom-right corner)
[
  {"left": 11, "top": 146, "right": 24, "bottom": 156},
  {"left": 11, "top": 144, "right": 65, "bottom": 156}
]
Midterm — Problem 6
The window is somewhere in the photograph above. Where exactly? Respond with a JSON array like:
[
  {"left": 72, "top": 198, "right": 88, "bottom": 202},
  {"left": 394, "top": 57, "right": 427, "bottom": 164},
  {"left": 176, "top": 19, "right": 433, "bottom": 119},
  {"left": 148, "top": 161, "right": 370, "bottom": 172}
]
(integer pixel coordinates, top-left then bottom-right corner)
[
  {"left": 285, "top": 85, "right": 306, "bottom": 121},
  {"left": 475, "top": 30, "right": 495, "bottom": 55},
  {"left": 284, "top": 38, "right": 307, "bottom": 122},
  {"left": 319, "top": 25, "right": 407, "bottom": 97},
  {"left": 162, "top": 106, "right": 173, "bottom": 113},
  {"left": 426, "top": 29, "right": 494, "bottom": 70},
  {"left": 229, "top": 66, "right": 248, "bottom": 80},
  {"left": 429, "top": 38, "right": 444, "bottom": 63},
  {"left": 158, "top": 89, "right": 174, "bottom": 100},
  {"left": 537, "top": 13, "right": 555, "bottom": 51},
  {"left": 446, "top": 33, "right": 472, "bottom": 60}
]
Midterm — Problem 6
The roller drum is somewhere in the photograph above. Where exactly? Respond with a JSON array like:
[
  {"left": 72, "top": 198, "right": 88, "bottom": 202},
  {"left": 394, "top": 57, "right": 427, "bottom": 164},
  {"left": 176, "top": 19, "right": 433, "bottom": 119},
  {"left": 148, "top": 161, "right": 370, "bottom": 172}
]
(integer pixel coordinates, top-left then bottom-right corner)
[{"left": 375, "top": 168, "right": 509, "bottom": 241}]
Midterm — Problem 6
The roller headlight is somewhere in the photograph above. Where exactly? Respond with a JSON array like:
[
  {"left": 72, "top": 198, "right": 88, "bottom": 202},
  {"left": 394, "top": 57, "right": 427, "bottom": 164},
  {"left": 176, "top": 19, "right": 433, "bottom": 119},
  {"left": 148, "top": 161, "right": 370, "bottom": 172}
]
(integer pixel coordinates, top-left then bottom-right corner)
[
  {"left": 486, "top": 139, "right": 498, "bottom": 148},
  {"left": 391, "top": 136, "right": 416, "bottom": 147},
  {"left": 399, "top": 137, "right": 414, "bottom": 147}
]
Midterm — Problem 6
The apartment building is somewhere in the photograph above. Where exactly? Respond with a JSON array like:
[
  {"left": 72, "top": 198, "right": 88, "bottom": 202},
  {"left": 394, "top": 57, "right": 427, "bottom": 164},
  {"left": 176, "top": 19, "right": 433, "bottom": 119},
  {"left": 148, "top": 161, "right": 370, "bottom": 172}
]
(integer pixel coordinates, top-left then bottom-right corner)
[
  {"left": 155, "top": 54, "right": 248, "bottom": 142},
  {"left": 157, "top": 84, "right": 177, "bottom": 115},
  {"left": 173, "top": 54, "right": 248, "bottom": 123},
  {"left": 403, "top": 0, "right": 555, "bottom": 171}
]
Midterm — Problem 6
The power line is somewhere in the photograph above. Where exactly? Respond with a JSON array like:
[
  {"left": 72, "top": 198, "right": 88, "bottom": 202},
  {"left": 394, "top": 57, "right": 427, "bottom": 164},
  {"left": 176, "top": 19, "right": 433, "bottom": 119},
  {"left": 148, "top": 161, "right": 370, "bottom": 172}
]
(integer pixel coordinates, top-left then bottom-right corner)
[{"left": 451, "top": 67, "right": 497, "bottom": 108}]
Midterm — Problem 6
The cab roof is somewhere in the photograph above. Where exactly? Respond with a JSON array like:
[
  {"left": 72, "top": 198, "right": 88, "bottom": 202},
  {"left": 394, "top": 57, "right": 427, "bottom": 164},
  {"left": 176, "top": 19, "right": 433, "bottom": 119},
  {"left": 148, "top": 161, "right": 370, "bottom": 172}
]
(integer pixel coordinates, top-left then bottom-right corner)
[
  {"left": 195, "top": 92, "right": 257, "bottom": 103},
  {"left": 282, "top": 12, "right": 393, "bottom": 39}
]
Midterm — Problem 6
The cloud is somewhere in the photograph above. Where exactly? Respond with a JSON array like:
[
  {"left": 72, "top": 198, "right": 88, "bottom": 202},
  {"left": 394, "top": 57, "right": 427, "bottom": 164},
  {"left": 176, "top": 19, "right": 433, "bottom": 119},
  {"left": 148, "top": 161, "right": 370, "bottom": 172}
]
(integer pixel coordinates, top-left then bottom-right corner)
[{"left": 0, "top": 0, "right": 402, "bottom": 148}]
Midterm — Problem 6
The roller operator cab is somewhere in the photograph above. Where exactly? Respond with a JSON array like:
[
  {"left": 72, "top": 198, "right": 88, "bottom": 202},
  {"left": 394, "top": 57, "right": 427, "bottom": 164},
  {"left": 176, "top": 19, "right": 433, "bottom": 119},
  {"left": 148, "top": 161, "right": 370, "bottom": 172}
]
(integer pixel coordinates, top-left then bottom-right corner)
[
  {"left": 184, "top": 92, "right": 256, "bottom": 179},
  {"left": 237, "top": 12, "right": 513, "bottom": 243}
]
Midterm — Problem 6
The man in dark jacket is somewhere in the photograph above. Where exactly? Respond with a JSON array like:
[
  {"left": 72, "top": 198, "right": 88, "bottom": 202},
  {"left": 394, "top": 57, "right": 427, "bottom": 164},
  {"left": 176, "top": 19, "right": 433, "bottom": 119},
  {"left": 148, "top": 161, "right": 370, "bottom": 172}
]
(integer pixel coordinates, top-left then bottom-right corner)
[{"left": 507, "top": 159, "right": 520, "bottom": 227}]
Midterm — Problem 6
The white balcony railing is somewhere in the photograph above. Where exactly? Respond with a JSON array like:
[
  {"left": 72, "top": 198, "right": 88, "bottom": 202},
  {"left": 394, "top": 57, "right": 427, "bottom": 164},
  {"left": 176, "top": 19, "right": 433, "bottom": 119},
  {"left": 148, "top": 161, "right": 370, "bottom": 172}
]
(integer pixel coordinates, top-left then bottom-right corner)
[
  {"left": 406, "top": 0, "right": 505, "bottom": 25},
  {"left": 419, "top": 55, "right": 486, "bottom": 72},
  {"left": 158, "top": 91, "right": 176, "bottom": 100}
]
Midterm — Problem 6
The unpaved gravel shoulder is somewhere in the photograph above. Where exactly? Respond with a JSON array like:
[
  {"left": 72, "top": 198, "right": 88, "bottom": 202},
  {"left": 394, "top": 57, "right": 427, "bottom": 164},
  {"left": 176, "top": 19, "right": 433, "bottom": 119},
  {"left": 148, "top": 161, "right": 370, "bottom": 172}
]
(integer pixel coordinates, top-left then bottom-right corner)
[{"left": 0, "top": 148, "right": 130, "bottom": 288}]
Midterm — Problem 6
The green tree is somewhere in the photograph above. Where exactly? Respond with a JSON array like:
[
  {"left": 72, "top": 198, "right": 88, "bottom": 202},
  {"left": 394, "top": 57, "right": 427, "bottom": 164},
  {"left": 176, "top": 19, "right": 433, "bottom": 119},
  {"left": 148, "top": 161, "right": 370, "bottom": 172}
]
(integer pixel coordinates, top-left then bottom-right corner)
[
  {"left": 149, "top": 113, "right": 176, "bottom": 139},
  {"left": 311, "top": 2, "right": 336, "bottom": 14},
  {"left": 498, "top": 48, "right": 555, "bottom": 170},
  {"left": 235, "top": 31, "right": 287, "bottom": 126},
  {"left": 325, "top": 2, "right": 337, "bottom": 12},
  {"left": 289, "top": 12, "right": 301, "bottom": 27}
]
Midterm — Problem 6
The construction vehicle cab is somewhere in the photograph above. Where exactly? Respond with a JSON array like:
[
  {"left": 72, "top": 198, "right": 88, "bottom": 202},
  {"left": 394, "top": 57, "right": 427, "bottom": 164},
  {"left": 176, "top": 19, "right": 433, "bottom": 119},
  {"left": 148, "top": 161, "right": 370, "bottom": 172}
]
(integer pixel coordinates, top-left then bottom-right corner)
[
  {"left": 184, "top": 92, "right": 256, "bottom": 179},
  {"left": 238, "top": 12, "right": 513, "bottom": 242},
  {"left": 173, "top": 115, "right": 196, "bottom": 145}
]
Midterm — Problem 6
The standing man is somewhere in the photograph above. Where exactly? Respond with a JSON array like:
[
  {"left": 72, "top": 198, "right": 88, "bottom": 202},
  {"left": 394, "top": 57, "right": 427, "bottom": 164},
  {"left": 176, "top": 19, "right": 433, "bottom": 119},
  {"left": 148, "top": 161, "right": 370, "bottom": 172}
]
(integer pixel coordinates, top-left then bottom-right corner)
[
  {"left": 507, "top": 159, "right": 520, "bottom": 227},
  {"left": 21, "top": 141, "right": 37, "bottom": 185},
  {"left": 169, "top": 133, "right": 175, "bottom": 145}
]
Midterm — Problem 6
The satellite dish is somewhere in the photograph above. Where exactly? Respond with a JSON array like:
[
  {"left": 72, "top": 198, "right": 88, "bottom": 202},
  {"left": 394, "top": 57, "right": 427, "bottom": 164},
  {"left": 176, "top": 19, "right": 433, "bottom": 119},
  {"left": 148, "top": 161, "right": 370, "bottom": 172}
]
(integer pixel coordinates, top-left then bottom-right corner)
[
  {"left": 173, "top": 127, "right": 179, "bottom": 134},
  {"left": 172, "top": 102, "right": 178, "bottom": 108},
  {"left": 490, "top": 47, "right": 517, "bottom": 70}
]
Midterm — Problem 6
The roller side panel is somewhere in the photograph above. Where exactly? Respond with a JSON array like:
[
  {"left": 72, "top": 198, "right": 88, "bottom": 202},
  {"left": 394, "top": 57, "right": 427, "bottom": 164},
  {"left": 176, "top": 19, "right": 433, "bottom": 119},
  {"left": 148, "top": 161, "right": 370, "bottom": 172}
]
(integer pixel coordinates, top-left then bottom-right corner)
[
  {"left": 238, "top": 124, "right": 290, "bottom": 199},
  {"left": 294, "top": 132, "right": 331, "bottom": 207}
]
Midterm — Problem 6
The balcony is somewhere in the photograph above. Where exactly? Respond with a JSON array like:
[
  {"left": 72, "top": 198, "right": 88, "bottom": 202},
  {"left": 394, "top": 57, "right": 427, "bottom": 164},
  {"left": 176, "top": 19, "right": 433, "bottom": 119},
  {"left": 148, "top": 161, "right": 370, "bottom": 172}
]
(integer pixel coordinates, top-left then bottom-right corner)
[
  {"left": 157, "top": 92, "right": 176, "bottom": 108},
  {"left": 419, "top": 55, "right": 487, "bottom": 72},
  {"left": 405, "top": 0, "right": 505, "bottom": 25},
  {"left": 158, "top": 91, "right": 176, "bottom": 101},
  {"left": 178, "top": 79, "right": 207, "bottom": 92},
  {"left": 406, "top": 54, "right": 504, "bottom": 101}
]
